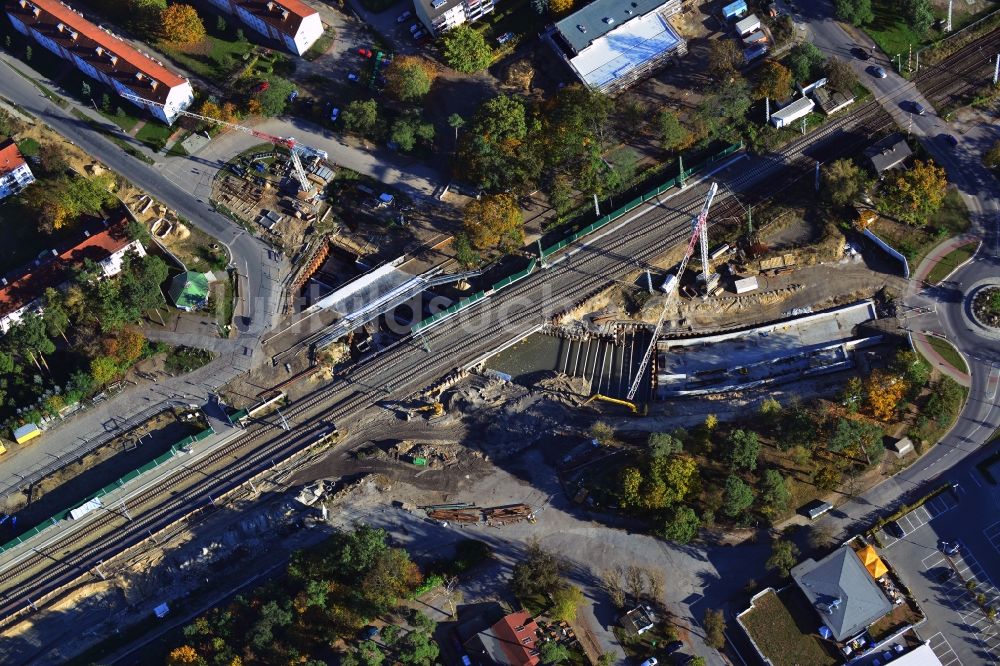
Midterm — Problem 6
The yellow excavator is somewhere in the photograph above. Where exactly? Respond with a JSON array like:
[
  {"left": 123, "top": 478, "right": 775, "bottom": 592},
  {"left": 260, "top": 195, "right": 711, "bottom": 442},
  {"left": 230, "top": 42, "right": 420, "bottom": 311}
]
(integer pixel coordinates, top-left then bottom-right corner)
[
  {"left": 582, "top": 394, "right": 645, "bottom": 415},
  {"left": 407, "top": 402, "right": 444, "bottom": 421}
]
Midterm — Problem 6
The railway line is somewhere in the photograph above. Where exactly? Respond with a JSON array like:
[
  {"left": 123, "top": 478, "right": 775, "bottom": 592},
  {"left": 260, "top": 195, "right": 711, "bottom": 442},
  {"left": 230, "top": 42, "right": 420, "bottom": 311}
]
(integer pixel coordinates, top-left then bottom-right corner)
[{"left": 1, "top": 23, "right": 996, "bottom": 634}]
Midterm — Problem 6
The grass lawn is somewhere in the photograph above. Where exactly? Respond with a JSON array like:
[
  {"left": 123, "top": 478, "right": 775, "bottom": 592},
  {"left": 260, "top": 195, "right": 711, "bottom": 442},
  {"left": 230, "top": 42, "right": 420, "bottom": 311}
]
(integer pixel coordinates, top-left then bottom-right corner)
[
  {"left": 158, "top": 34, "right": 253, "bottom": 83},
  {"left": 477, "top": 0, "right": 545, "bottom": 50},
  {"left": 926, "top": 241, "right": 977, "bottom": 283},
  {"left": 925, "top": 335, "right": 969, "bottom": 375},
  {"left": 16, "top": 137, "right": 40, "bottom": 157},
  {"left": 865, "top": 0, "right": 927, "bottom": 64},
  {"left": 740, "top": 589, "right": 840, "bottom": 666},
  {"left": 135, "top": 121, "right": 175, "bottom": 152},
  {"left": 303, "top": 26, "right": 337, "bottom": 61}
]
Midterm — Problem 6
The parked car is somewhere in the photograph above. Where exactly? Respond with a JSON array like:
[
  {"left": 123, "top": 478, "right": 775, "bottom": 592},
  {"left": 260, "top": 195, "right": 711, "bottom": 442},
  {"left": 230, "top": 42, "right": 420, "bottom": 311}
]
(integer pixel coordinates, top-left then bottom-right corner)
[
  {"left": 941, "top": 540, "right": 960, "bottom": 555},
  {"left": 357, "top": 47, "right": 373, "bottom": 58},
  {"left": 497, "top": 31, "right": 514, "bottom": 44},
  {"left": 409, "top": 23, "right": 420, "bottom": 33},
  {"left": 412, "top": 30, "right": 425, "bottom": 40},
  {"left": 665, "top": 640, "right": 684, "bottom": 654},
  {"left": 360, "top": 626, "right": 379, "bottom": 640},
  {"left": 912, "top": 101, "right": 926, "bottom": 115},
  {"left": 330, "top": 107, "right": 340, "bottom": 121},
  {"left": 287, "top": 89, "right": 298, "bottom": 102},
  {"left": 397, "top": 9, "right": 412, "bottom": 22},
  {"left": 885, "top": 520, "right": 905, "bottom": 538},
  {"left": 639, "top": 659, "right": 658, "bottom": 666},
  {"left": 937, "top": 567, "right": 955, "bottom": 583},
  {"left": 871, "top": 65, "right": 887, "bottom": 78},
  {"left": 347, "top": 72, "right": 359, "bottom": 82},
  {"left": 939, "top": 133, "right": 958, "bottom": 147},
  {"left": 250, "top": 81, "right": 270, "bottom": 94},
  {"left": 853, "top": 46, "right": 872, "bottom": 60}
]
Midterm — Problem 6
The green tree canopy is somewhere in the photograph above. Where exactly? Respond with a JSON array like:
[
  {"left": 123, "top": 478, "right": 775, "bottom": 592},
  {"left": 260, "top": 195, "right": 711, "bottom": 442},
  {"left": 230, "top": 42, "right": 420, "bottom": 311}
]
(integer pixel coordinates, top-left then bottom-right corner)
[
  {"left": 511, "top": 540, "right": 562, "bottom": 598},
  {"left": 458, "top": 94, "right": 533, "bottom": 191},
  {"left": 539, "top": 641, "right": 570, "bottom": 664},
  {"left": 877, "top": 159, "right": 948, "bottom": 226},
  {"left": 726, "top": 429, "right": 760, "bottom": 471},
  {"left": 755, "top": 60, "right": 793, "bottom": 100},
  {"left": 649, "top": 432, "right": 683, "bottom": 459},
  {"left": 722, "top": 475, "right": 755, "bottom": 517},
  {"left": 760, "top": 469, "right": 791, "bottom": 515},
  {"left": 766, "top": 538, "right": 800, "bottom": 577},
  {"left": 391, "top": 112, "right": 435, "bottom": 152},
  {"left": 442, "top": 25, "right": 493, "bottom": 73},
  {"left": 658, "top": 109, "right": 690, "bottom": 152},
  {"left": 342, "top": 99, "right": 378, "bottom": 135},
  {"left": 822, "top": 158, "right": 868, "bottom": 207},
  {"left": 662, "top": 505, "right": 701, "bottom": 544},
  {"left": 834, "top": 0, "right": 873, "bottom": 25},
  {"left": 787, "top": 42, "right": 824, "bottom": 82},
  {"left": 385, "top": 56, "right": 435, "bottom": 101}
]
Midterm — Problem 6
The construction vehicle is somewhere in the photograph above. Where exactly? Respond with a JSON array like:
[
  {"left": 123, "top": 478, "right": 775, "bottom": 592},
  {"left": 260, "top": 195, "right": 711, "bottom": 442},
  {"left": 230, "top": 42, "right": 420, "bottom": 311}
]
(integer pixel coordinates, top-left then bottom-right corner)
[
  {"left": 628, "top": 183, "right": 719, "bottom": 405},
  {"left": 583, "top": 393, "right": 640, "bottom": 414},
  {"left": 406, "top": 401, "right": 444, "bottom": 421},
  {"left": 118, "top": 92, "right": 326, "bottom": 196}
]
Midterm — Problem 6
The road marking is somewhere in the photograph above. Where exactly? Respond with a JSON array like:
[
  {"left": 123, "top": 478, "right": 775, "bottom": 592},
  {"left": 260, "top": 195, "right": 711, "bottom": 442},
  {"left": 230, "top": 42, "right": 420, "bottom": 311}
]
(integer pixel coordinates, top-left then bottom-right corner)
[
  {"left": 971, "top": 471, "right": 984, "bottom": 488},
  {"left": 928, "top": 632, "right": 963, "bottom": 666}
]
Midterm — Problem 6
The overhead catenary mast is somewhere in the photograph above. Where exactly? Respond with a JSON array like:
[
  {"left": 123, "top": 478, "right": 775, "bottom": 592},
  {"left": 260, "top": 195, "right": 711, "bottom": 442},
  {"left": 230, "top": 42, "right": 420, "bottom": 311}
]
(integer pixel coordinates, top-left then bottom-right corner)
[{"left": 117, "top": 92, "right": 325, "bottom": 195}]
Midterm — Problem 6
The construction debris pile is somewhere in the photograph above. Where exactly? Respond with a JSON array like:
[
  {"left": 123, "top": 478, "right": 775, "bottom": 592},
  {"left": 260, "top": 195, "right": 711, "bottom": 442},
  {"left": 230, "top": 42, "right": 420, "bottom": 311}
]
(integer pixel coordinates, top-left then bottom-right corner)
[{"left": 423, "top": 502, "right": 535, "bottom": 527}]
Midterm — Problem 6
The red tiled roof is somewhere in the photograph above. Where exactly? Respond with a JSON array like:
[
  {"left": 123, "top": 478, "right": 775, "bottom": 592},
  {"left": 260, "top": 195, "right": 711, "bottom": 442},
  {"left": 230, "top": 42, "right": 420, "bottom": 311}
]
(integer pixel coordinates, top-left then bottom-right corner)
[
  {"left": 5, "top": 0, "right": 186, "bottom": 105},
  {"left": 0, "top": 139, "right": 27, "bottom": 176},
  {"left": 236, "top": 0, "right": 316, "bottom": 38},
  {"left": 0, "top": 215, "right": 133, "bottom": 319},
  {"left": 491, "top": 611, "right": 540, "bottom": 666}
]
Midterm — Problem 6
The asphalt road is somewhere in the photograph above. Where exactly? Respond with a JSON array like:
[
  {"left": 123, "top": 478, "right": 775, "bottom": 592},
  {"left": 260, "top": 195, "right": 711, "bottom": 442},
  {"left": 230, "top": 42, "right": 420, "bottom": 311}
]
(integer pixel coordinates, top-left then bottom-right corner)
[{"left": 0, "top": 53, "right": 283, "bottom": 341}]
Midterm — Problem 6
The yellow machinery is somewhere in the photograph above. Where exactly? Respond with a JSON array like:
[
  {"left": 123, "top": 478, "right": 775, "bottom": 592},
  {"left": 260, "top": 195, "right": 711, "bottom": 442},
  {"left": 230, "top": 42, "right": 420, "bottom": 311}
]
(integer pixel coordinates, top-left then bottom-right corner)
[
  {"left": 407, "top": 402, "right": 444, "bottom": 420},
  {"left": 583, "top": 394, "right": 639, "bottom": 414}
]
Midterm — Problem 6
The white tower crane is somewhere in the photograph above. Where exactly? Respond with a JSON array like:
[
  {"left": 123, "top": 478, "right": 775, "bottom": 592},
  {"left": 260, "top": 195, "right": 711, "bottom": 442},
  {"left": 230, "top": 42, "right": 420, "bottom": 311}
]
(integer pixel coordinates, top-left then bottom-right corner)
[
  {"left": 117, "top": 93, "right": 323, "bottom": 195},
  {"left": 625, "top": 182, "right": 718, "bottom": 403}
]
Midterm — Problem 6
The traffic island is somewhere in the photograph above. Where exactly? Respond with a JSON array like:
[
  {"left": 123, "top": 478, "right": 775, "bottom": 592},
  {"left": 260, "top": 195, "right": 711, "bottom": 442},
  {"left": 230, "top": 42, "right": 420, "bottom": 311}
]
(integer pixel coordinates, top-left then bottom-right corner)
[{"left": 972, "top": 285, "right": 1000, "bottom": 328}]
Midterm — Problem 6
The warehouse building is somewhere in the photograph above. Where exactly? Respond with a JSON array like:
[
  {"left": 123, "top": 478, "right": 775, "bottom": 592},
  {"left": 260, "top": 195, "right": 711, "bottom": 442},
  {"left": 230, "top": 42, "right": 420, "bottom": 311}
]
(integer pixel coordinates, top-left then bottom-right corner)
[{"left": 545, "top": 0, "right": 687, "bottom": 94}]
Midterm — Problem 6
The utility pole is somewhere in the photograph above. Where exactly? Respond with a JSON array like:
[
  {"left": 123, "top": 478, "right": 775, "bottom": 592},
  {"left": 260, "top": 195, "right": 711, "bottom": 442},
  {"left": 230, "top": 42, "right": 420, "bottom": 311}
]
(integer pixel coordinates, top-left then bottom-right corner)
[
  {"left": 645, "top": 270, "right": 653, "bottom": 293},
  {"left": 815, "top": 161, "right": 820, "bottom": 192},
  {"left": 908, "top": 43, "right": 912, "bottom": 72},
  {"left": 765, "top": 96, "right": 771, "bottom": 124},
  {"left": 915, "top": 50, "right": 919, "bottom": 73},
  {"left": 592, "top": 193, "right": 600, "bottom": 216},
  {"left": 120, "top": 499, "right": 132, "bottom": 521},
  {"left": 275, "top": 406, "right": 290, "bottom": 431},
  {"left": 994, "top": 53, "right": 999, "bottom": 84},
  {"left": 801, "top": 115, "right": 806, "bottom": 135},
  {"left": 678, "top": 154, "right": 686, "bottom": 188},
  {"left": 946, "top": 0, "right": 953, "bottom": 32},
  {"left": 896, "top": 53, "right": 902, "bottom": 72}
]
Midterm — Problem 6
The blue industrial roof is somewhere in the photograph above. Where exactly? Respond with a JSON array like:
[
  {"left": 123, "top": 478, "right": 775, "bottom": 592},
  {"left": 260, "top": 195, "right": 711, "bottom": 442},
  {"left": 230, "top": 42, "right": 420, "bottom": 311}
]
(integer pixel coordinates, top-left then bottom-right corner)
[
  {"left": 554, "top": 0, "right": 672, "bottom": 53},
  {"left": 723, "top": 0, "right": 747, "bottom": 18}
]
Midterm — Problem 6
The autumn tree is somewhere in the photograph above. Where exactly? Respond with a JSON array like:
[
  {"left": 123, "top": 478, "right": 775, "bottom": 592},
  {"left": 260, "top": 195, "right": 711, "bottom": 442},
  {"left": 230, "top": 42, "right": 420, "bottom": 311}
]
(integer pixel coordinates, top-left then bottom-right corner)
[
  {"left": 703, "top": 609, "right": 727, "bottom": 649},
  {"left": 822, "top": 158, "right": 868, "bottom": 207},
  {"left": 755, "top": 60, "right": 793, "bottom": 100},
  {"left": 550, "top": 584, "right": 584, "bottom": 621},
  {"left": 549, "top": 0, "right": 574, "bottom": 14},
  {"left": 877, "top": 159, "right": 948, "bottom": 226},
  {"left": 167, "top": 645, "right": 202, "bottom": 665},
  {"left": 463, "top": 193, "right": 523, "bottom": 252},
  {"left": 161, "top": 4, "right": 206, "bottom": 45},
  {"left": 385, "top": 56, "right": 435, "bottom": 102},
  {"left": 90, "top": 355, "right": 120, "bottom": 386},
  {"left": 442, "top": 25, "right": 492, "bottom": 73},
  {"left": 458, "top": 94, "right": 533, "bottom": 191},
  {"left": 620, "top": 466, "right": 643, "bottom": 508},
  {"left": 864, "top": 369, "right": 907, "bottom": 421},
  {"left": 766, "top": 538, "right": 800, "bottom": 577},
  {"left": 116, "top": 327, "right": 146, "bottom": 364},
  {"left": 708, "top": 39, "right": 742, "bottom": 81},
  {"left": 825, "top": 56, "right": 858, "bottom": 93}
]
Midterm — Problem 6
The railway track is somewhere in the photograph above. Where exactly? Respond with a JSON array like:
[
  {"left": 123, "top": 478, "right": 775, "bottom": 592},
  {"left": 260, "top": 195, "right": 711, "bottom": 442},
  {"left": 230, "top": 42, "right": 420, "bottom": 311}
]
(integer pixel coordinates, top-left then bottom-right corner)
[{"left": 2, "top": 22, "right": 996, "bottom": 632}]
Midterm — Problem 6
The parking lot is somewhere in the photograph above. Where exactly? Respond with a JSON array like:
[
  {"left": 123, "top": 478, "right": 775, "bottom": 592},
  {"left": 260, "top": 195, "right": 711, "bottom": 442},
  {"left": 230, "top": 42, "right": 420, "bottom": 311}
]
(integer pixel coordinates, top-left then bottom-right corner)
[{"left": 876, "top": 484, "right": 1000, "bottom": 665}]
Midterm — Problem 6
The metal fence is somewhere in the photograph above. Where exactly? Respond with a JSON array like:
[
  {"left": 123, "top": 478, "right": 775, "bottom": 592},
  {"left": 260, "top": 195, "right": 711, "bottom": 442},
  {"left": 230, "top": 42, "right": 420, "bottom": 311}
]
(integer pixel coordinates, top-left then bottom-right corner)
[
  {"left": 0, "top": 426, "right": 215, "bottom": 555},
  {"left": 408, "top": 142, "right": 742, "bottom": 334}
]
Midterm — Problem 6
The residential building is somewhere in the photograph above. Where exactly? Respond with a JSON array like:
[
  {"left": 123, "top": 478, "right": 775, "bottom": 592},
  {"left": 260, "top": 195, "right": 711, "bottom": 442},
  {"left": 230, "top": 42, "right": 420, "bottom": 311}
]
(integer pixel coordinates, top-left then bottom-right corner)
[
  {"left": 545, "top": 0, "right": 687, "bottom": 94},
  {"left": 722, "top": 0, "right": 747, "bottom": 19},
  {"left": 813, "top": 86, "right": 855, "bottom": 115},
  {"left": 0, "top": 139, "right": 34, "bottom": 200},
  {"left": 770, "top": 95, "right": 815, "bottom": 128},
  {"left": 4, "top": 0, "right": 193, "bottom": 123},
  {"left": 865, "top": 133, "right": 912, "bottom": 177},
  {"left": 463, "top": 610, "right": 541, "bottom": 666},
  {"left": 0, "top": 215, "right": 145, "bottom": 332},
  {"left": 201, "top": 0, "right": 323, "bottom": 56},
  {"left": 413, "top": 0, "right": 495, "bottom": 36},
  {"left": 734, "top": 13, "right": 760, "bottom": 36},
  {"left": 790, "top": 545, "right": 893, "bottom": 642}
]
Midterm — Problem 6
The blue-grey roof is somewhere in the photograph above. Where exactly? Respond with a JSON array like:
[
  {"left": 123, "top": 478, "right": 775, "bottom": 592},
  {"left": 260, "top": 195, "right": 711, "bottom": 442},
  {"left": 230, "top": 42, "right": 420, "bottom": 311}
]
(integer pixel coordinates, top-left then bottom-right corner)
[
  {"left": 722, "top": 0, "right": 747, "bottom": 17},
  {"left": 554, "top": 0, "right": 672, "bottom": 53},
  {"left": 791, "top": 547, "right": 892, "bottom": 641}
]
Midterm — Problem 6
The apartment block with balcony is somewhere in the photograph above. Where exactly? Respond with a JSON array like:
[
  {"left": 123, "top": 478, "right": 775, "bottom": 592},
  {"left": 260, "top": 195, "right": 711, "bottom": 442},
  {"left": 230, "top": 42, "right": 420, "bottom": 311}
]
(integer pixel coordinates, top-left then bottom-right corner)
[
  {"left": 202, "top": 0, "right": 322, "bottom": 55},
  {"left": 0, "top": 139, "right": 34, "bottom": 201},
  {"left": 4, "top": 0, "right": 193, "bottom": 123},
  {"left": 414, "top": 0, "right": 495, "bottom": 36}
]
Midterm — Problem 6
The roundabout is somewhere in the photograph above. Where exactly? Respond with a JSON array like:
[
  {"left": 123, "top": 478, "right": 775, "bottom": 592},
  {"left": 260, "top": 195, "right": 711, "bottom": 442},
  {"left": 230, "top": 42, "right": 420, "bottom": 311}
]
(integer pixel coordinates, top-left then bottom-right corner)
[{"left": 971, "top": 283, "right": 1000, "bottom": 329}]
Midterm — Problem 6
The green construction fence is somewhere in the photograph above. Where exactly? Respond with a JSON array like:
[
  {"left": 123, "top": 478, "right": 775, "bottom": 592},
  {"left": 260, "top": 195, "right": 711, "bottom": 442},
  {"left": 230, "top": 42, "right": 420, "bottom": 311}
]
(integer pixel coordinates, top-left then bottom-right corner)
[{"left": 0, "top": 426, "right": 215, "bottom": 555}]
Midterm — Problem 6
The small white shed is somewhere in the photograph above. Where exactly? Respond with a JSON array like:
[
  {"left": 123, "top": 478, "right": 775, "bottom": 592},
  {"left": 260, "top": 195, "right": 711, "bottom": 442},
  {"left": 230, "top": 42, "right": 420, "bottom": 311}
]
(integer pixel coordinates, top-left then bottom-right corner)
[
  {"left": 735, "top": 13, "right": 761, "bottom": 36},
  {"left": 770, "top": 96, "right": 815, "bottom": 128},
  {"left": 734, "top": 276, "right": 759, "bottom": 294}
]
